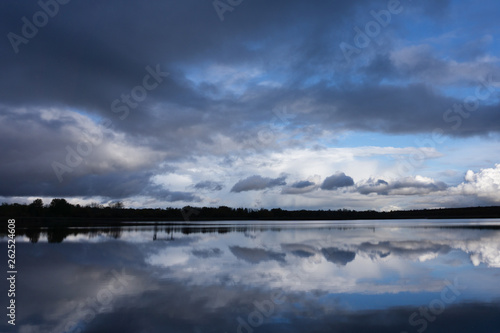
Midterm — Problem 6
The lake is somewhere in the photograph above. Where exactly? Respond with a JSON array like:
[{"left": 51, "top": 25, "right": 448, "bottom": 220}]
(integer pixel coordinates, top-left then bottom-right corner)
[{"left": 2, "top": 219, "right": 500, "bottom": 332}]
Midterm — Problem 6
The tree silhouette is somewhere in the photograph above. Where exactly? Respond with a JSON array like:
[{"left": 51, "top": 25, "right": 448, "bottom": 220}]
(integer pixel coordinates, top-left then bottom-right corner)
[
  {"left": 29, "top": 199, "right": 44, "bottom": 216},
  {"left": 30, "top": 199, "right": 43, "bottom": 208},
  {"left": 110, "top": 201, "right": 124, "bottom": 209},
  {"left": 49, "top": 198, "right": 72, "bottom": 216}
]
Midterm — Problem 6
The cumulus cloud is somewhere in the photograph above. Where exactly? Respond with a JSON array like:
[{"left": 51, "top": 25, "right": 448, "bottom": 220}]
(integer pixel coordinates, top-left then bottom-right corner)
[
  {"left": 291, "top": 180, "right": 316, "bottom": 188},
  {"left": 282, "top": 180, "right": 318, "bottom": 194},
  {"left": 231, "top": 175, "right": 287, "bottom": 193},
  {"left": 357, "top": 176, "right": 448, "bottom": 196},
  {"left": 454, "top": 164, "right": 500, "bottom": 203},
  {"left": 194, "top": 181, "right": 224, "bottom": 191},
  {"left": 321, "top": 173, "right": 354, "bottom": 190},
  {"left": 357, "top": 178, "right": 391, "bottom": 195}
]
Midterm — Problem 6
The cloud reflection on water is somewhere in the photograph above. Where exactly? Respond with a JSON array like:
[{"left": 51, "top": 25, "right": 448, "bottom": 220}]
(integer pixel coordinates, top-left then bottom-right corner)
[{"left": 3, "top": 222, "right": 500, "bottom": 332}]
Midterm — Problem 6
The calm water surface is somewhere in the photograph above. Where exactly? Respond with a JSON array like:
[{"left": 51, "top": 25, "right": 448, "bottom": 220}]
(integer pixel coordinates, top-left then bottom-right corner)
[{"left": 2, "top": 220, "right": 500, "bottom": 332}]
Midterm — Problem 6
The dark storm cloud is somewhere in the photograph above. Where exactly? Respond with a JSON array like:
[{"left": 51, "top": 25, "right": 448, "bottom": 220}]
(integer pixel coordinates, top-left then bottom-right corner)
[
  {"left": 321, "top": 173, "right": 354, "bottom": 190},
  {"left": 193, "top": 181, "right": 224, "bottom": 191},
  {"left": 290, "top": 181, "right": 315, "bottom": 189},
  {"left": 1, "top": 0, "right": 483, "bottom": 144},
  {"left": 0, "top": 0, "right": 363, "bottom": 110},
  {"left": 0, "top": 166, "right": 200, "bottom": 202},
  {"left": 357, "top": 177, "right": 448, "bottom": 196},
  {"left": 0, "top": 107, "right": 199, "bottom": 201},
  {"left": 306, "top": 82, "right": 500, "bottom": 136},
  {"left": 0, "top": 0, "right": 492, "bottom": 121},
  {"left": 231, "top": 175, "right": 287, "bottom": 192},
  {"left": 281, "top": 180, "right": 317, "bottom": 195}
]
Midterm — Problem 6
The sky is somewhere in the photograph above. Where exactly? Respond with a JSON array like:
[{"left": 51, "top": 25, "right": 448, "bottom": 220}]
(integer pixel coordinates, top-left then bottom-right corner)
[{"left": 1, "top": 0, "right": 500, "bottom": 210}]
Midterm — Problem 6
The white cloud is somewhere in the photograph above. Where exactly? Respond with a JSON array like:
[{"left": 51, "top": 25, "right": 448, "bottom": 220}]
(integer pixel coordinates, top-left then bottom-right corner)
[
  {"left": 152, "top": 173, "right": 193, "bottom": 192},
  {"left": 454, "top": 164, "right": 500, "bottom": 203}
]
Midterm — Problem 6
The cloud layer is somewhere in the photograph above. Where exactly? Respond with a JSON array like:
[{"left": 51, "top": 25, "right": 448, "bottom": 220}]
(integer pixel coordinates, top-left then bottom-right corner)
[{"left": 1, "top": 0, "right": 499, "bottom": 209}]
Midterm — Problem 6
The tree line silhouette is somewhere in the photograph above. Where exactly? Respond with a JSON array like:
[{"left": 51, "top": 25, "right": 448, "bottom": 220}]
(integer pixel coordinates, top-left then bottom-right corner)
[{"left": 1, "top": 198, "right": 499, "bottom": 227}]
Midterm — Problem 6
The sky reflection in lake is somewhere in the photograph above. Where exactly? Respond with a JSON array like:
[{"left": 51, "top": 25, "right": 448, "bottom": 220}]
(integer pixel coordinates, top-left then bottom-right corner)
[{"left": 2, "top": 220, "right": 500, "bottom": 333}]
